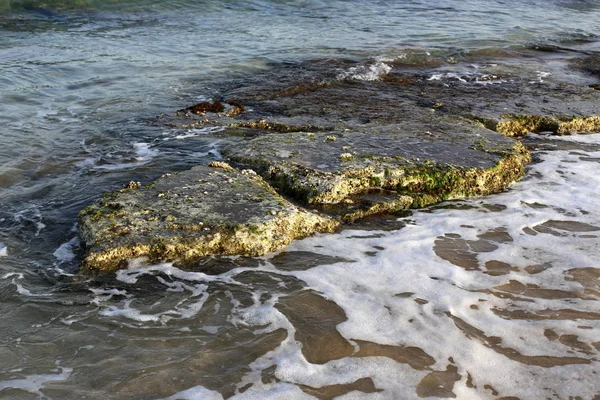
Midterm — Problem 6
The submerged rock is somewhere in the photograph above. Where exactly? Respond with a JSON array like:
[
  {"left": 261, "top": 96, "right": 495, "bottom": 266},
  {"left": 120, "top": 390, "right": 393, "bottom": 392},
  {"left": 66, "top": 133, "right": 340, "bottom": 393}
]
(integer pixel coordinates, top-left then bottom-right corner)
[
  {"left": 164, "top": 53, "right": 600, "bottom": 138},
  {"left": 78, "top": 164, "right": 337, "bottom": 272}
]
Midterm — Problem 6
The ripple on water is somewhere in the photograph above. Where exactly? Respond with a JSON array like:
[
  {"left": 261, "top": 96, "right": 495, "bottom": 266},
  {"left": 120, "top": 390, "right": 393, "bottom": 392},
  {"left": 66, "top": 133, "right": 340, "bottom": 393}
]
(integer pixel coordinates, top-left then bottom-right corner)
[{"left": 2, "top": 2, "right": 600, "bottom": 398}]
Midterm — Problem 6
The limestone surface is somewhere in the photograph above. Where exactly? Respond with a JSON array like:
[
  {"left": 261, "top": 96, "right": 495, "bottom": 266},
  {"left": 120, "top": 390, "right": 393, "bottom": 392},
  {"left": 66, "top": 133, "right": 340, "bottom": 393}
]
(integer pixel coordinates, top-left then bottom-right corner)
[
  {"left": 81, "top": 51, "right": 600, "bottom": 272},
  {"left": 224, "top": 123, "right": 530, "bottom": 219},
  {"left": 78, "top": 164, "right": 337, "bottom": 272}
]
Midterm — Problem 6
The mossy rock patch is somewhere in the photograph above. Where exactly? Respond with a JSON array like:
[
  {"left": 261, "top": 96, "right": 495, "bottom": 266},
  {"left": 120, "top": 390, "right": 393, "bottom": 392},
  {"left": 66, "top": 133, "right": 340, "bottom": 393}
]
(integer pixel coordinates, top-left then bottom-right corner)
[{"left": 78, "top": 164, "right": 338, "bottom": 272}]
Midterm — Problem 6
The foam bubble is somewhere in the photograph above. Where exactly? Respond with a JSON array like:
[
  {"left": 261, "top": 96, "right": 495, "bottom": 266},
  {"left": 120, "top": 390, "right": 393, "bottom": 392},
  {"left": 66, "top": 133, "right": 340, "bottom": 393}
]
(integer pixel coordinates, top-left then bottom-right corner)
[
  {"left": 133, "top": 142, "right": 159, "bottom": 161},
  {"left": 535, "top": 70, "right": 551, "bottom": 83},
  {"left": 35, "top": 221, "right": 45, "bottom": 236}
]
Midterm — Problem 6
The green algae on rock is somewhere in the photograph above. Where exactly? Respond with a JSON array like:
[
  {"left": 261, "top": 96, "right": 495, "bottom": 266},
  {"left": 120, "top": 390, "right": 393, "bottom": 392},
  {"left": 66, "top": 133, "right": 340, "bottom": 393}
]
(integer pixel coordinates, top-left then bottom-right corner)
[
  {"left": 223, "top": 124, "right": 530, "bottom": 217},
  {"left": 495, "top": 115, "right": 560, "bottom": 137},
  {"left": 78, "top": 164, "right": 338, "bottom": 272}
]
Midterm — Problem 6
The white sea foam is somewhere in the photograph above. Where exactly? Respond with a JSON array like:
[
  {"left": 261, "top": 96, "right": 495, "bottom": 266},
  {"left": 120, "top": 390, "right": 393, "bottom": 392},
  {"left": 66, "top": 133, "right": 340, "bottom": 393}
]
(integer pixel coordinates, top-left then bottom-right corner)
[
  {"left": 428, "top": 72, "right": 467, "bottom": 82},
  {"left": 227, "top": 289, "right": 286, "bottom": 331},
  {"left": 172, "top": 126, "right": 225, "bottom": 140},
  {"left": 1, "top": 272, "right": 23, "bottom": 280},
  {"left": 13, "top": 207, "right": 45, "bottom": 237},
  {"left": 98, "top": 298, "right": 182, "bottom": 323},
  {"left": 164, "top": 385, "right": 224, "bottom": 400},
  {"left": 74, "top": 157, "right": 97, "bottom": 168},
  {"left": 15, "top": 283, "right": 53, "bottom": 297},
  {"left": 115, "top": 262, "right": 239, "bottom": 285},
  {"left": 133, "top": 142, "right": 159, "bottom": 161},
  {"left": 93, "top": 263, "right": 248, "bottom": 324},
  {"left": 1, "top": 271, "right": 53, "bottom": 297},
  {"left": 53, "top": 236, "right": 79, "bottom": 263},
  {"left": 0, "top": 367, "right": 72, "bottom": 396},
  {"left": 0, "top": 242, "right": 7, "bottom": 257},
  {"left": 231, "top": 383, "right": 314, "bottom": 399},
  {"left": 338, "top": 59, "right": 392, "bottom": 81},
  {"left": 89, "top": 287, "right": 129, "bottom": 304},
  {"left": 534, "top": 70, "right": 551, "bottom": 83},
  {"left": 87, "top": 141, "right": 159, "bottom": 171},
  {"left": 427, "top": 71, "right": 506, "bottom": 85},
  {"left": 104, "top": 134, "right": 600, "bottom": 398}
]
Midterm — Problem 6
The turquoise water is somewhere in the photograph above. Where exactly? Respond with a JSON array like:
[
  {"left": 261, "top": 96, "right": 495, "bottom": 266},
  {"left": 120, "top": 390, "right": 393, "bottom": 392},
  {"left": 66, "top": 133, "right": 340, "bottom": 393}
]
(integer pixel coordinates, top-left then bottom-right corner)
[{"left": 1, "top": 1, "right": 600, "bottom": 398}]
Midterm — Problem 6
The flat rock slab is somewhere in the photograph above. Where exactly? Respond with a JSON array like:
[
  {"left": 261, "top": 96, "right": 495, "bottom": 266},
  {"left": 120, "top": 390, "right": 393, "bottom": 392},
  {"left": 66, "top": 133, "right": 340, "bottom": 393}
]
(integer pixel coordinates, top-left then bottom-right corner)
[
  {"left": 78, "top": 164, "right": 337, "bottom": 272},
  {"left": 165, "top": 52, "right": 600, "bottom": 138},
  {"left": 414, "top": 78, "right": 600, "bottom": 136},
  {"left": 224, "top": 123, "right": 529, "bottom": 216},
  {"left": 218, "top": 77, "right": 600, "bottom": 137}
]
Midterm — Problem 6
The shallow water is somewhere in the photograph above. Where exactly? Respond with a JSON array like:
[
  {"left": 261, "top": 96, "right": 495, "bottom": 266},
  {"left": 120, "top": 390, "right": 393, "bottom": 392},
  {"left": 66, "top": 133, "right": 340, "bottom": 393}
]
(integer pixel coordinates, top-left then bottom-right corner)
[{"left": 1, "top": 0, "right": 600, "bottom": 398}]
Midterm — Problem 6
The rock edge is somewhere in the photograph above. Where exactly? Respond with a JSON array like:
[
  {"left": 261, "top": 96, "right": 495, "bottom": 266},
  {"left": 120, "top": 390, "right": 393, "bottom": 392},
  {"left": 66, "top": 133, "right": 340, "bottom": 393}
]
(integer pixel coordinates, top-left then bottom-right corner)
[{"left": 78, "top": 163, "right": 338, "bottom": 272}]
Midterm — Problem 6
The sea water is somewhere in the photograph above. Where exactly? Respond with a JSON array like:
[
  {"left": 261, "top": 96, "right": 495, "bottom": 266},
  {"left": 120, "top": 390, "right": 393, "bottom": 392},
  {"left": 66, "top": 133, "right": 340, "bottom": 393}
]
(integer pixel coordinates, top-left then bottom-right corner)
[{"left": 1, "top": 0, "right": 599, "bottom": 398}]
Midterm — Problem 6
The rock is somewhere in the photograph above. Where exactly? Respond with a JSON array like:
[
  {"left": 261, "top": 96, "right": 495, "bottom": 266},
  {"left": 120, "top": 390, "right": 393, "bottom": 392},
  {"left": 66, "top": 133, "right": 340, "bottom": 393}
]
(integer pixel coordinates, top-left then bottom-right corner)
[
  {"left": 572, "top": 54, "right": 600, "bottom": 79},
  {"left": 421, "top": 81, "right": 600, "bottom": 136},
  {"left": 164, "top": 54, "right": 600, "bottom": 138},
  {"left": 78, "top": 164, "right": 338, "bottom": 272},
  {"left": 223, "top": 123, "right": 530, "bottom": 218},
  {"left": 81, "top": 51, "right": 600, "bottom": 272},
  {"left": 177, "top": 100, "right": 246, "bottom": 116}
]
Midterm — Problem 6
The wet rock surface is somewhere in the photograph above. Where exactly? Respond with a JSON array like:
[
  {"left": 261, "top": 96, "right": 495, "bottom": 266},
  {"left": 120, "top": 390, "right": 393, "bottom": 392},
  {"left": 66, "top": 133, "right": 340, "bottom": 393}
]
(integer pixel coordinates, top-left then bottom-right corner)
[
  {"left": 223, "top": 124, "right": 529, "bottom": 214},
  {"left": 80, "top": 50, "right": 600, "bottom": 271},
  {"left": 163, "top": 52, "right": 600, "bottom": 138},
  {"left": 78, "top": 164, "right": 337, "bottom": 272}
]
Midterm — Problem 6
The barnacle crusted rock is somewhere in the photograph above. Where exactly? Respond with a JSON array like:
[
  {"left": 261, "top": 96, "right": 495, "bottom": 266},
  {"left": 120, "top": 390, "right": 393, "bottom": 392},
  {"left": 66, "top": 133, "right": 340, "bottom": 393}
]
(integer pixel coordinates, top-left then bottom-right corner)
[
  {"left": 78, "top": 164, "right": 338, "bottom": 272},
  {"left": 223, "top": 122, "right": 530, "bottom": 213}
]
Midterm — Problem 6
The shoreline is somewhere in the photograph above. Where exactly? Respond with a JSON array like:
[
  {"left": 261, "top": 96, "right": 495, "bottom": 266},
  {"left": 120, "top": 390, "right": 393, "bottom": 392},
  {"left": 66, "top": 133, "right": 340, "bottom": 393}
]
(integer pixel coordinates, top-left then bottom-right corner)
[{"left": 78, "top": 51, "right": 600, "bottom": 272}]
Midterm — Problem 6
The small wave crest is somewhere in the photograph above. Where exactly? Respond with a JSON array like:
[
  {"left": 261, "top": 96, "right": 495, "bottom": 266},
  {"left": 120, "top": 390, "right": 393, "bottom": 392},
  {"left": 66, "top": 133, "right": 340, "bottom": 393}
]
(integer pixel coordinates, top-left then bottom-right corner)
[
  {"left": 427, "top": 70, "right": 507, "bottom": 85},
  {"left": 76, "top": 141, "right": 159, "bottom": 171},
  {"left": 337, "top": 58, "right": 392, "bottom": 82}
]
